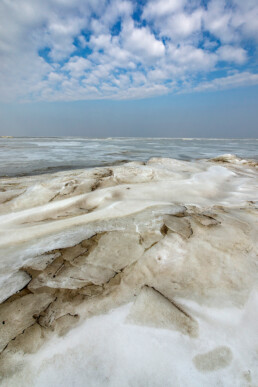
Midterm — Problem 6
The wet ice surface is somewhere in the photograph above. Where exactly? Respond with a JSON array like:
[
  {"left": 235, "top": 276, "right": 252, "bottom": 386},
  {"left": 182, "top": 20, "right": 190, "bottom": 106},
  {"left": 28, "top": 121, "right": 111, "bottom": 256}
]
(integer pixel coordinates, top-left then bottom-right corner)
[
  {"left": 0, "top": 155, "right": 257, "bottom": 386},
  {"left": 0, "top": 137, "right": 257, "bottom": 177}
]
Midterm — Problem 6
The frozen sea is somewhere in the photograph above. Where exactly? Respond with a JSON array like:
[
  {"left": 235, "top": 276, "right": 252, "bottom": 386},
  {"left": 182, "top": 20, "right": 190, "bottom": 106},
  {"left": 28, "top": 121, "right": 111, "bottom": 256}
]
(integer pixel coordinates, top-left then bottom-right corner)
[
  {"left": 0, "top": 137, "right": 257, "bottom": 177},
  {"left": 0, "top": 137, "right": 258, "bottom": 387}
]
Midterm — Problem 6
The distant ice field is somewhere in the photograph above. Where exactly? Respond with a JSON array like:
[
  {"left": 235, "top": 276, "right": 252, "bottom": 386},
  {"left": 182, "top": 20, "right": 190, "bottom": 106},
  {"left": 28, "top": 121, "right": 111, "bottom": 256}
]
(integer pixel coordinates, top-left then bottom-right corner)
[{"left": 0, "top": 137, "right": 257, "bottom": 177}]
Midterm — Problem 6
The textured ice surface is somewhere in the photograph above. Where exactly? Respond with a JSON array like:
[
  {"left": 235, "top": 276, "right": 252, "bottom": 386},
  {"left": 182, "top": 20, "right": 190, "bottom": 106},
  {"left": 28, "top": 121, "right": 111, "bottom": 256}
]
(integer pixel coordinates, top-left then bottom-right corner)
[{"left": 0, "top": 156, "right": 257, "bottom": 386}]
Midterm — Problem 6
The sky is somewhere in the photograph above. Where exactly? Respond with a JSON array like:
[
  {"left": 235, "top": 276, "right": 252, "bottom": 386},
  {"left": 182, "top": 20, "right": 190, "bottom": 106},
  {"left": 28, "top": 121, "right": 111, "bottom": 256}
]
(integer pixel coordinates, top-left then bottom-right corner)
[{"left": 0, "top": 0, "right": 257, "bottom": 137}]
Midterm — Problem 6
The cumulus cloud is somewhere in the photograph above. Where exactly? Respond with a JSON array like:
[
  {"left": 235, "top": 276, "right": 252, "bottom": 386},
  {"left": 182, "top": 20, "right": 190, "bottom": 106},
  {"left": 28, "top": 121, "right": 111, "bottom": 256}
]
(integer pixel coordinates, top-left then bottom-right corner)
[
  {"left": 217, "top": 45, "right": 247, "bottom": 64},
  {"left": 122, "top": 21, "right": 165, "bottom": 61},
  {"left": 0, "top": 0, "right": 257, "bottom": 101},
  {"left": 143, "top": 0, "right": 185, "bottom": 18}
]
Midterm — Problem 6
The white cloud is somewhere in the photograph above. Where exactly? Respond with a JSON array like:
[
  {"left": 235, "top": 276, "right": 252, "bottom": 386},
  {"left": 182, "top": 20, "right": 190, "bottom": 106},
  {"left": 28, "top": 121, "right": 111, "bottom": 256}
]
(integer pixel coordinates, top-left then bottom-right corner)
[
  {"left": 203, "top": 1, "right": 235, "bottom": 43},
  {"left": 167, "top": 44, "right": 217, "bottom": 71},
  {"left": 147, "top": 9, "right": 203, "bottom": 41},
  {"left": 48, "top": 72, "right": 64, "bottom": 83},
  {"left": 143, "top": 0, "right": 185, "bottom": 19},
  {"left": 122, "top": 21, "right": 165, "bottom": 60},
  {"left": 63, "top": 57, "right": 92, "bottom": 77},
  {"left": 204, "top": 0, "right": 258, "bottom": 43},
  {"left": 168, "top": 10, "right": 203, "bottom": 38},
  {"left": 217, "top": 45, "right": 247, "bottom": 64},
  {"left": 0, "top": 0, "right": 257, "bottom": 102},
  {"left": 193, "top": 71, "right": 258, "bottom": 92}
]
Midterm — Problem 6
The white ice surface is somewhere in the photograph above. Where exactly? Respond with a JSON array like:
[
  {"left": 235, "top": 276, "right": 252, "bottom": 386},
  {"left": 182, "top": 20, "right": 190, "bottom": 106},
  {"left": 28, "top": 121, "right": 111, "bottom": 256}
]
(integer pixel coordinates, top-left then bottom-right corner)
[
  {"left": 3, "top": 293, "right": 258, "bottom": 387},
  {"left": 0, "top": 157, "right": 257, "bottom": 386}
]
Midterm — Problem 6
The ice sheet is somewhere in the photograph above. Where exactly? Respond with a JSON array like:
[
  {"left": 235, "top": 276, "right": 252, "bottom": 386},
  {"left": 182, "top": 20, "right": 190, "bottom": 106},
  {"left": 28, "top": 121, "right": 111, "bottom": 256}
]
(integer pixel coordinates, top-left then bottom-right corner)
[{"left": 0, "top": 156, "right": 257, "bottom": 386}]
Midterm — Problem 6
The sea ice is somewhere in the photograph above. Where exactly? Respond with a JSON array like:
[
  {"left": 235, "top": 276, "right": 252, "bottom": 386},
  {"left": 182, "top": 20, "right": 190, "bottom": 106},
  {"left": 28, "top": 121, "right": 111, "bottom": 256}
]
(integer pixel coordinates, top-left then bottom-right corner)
[{"left": 0, "top": 156, "right": 257, "bottom": 386}]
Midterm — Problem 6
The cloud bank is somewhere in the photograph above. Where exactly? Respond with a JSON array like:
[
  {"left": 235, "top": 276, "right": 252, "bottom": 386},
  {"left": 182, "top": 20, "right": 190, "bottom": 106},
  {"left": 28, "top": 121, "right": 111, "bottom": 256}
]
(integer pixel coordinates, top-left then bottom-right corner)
[{"left": 0, "top": 0, "right": 258, "bottom": 102}]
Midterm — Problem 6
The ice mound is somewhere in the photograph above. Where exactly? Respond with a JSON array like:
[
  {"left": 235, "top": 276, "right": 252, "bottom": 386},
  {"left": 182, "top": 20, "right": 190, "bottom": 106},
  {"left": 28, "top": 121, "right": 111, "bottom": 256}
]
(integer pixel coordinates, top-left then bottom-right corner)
[
  {"left": 210, "top": 153, "right": 258, "bottom": 167},
  {"left": 0, "top": 157, "right": 257, "bottom": 386}
]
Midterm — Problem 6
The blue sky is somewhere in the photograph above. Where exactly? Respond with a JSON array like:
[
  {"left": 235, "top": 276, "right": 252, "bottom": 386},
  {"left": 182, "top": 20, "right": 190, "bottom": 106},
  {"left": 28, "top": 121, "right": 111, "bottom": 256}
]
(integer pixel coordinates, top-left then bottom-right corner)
[{"left": 0, "top": 0, "right": 257, "bottom": 137}]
